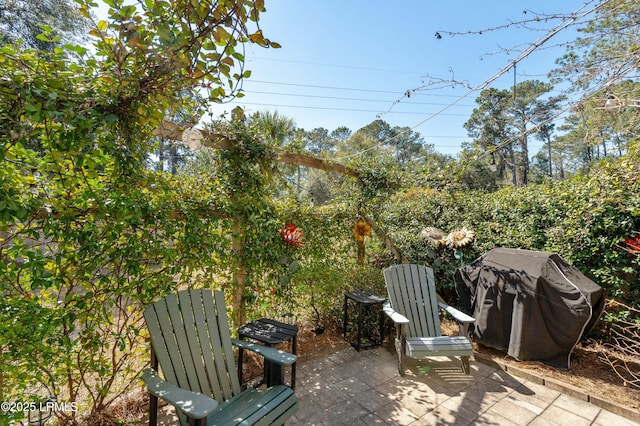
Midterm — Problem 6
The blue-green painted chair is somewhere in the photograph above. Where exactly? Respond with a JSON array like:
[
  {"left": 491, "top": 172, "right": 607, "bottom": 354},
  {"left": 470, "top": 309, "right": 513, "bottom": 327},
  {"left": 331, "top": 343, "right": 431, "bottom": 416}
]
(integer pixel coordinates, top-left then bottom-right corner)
[
  {"left": 383, "top": 264, "right": 475, "bottom": 376},
  {"left": 141, "top": 289, "right": 298, "bottom": 426}
]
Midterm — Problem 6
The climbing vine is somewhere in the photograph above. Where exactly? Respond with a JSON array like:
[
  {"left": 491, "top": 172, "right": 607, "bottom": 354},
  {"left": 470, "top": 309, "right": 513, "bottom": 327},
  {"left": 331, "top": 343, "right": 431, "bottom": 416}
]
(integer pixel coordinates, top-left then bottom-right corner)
[{"left": 0, "top": 1, "right": 283, "bottom": 423}]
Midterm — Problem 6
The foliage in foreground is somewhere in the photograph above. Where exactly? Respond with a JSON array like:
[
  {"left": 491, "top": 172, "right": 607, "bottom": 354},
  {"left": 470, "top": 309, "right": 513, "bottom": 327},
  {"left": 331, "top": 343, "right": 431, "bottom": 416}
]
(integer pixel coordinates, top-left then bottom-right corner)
[
  {"left": 1, "top": 0, "right": 639, "bottom": 423},
  {"left": 0, "top": 0, "right": 284, "bottom": 423}
]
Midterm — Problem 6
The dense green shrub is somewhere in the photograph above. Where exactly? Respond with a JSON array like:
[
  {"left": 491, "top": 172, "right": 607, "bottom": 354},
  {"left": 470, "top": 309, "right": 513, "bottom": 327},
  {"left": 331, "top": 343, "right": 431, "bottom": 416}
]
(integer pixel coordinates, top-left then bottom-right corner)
[{"left": 376, "top": 153, "right": 640, "bottom": 308}]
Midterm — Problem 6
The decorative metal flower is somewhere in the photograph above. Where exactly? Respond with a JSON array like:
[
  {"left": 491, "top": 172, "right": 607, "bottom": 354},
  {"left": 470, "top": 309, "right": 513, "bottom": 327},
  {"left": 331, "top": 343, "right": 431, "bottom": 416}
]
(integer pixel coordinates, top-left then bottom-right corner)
[
  {"left": 354, "top": 218, "right": 372, "bottom": 243},
  {"left": 279, "top": 223, "right": 304, "bottom": 248},
  {"left": 622, "top": 232, "right": 640, "bottom": 255},
  {"left": 421, "top": 227, "right": 446, "bottom": 248},
  {"left": 445, "top": 227, "right": 475, "bottom": 249}
]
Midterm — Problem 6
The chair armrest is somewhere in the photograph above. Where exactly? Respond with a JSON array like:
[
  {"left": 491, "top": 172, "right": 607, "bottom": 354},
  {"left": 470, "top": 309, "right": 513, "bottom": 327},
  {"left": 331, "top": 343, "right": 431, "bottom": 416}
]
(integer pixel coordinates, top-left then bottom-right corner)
[
  {"left": 383, "top": 303, "right": 410, "bottom": 324},
  {"left": 438, "top": 302, "right": 475, "bottom": 324},
  {"left": 231, "top": 338, "right": 297, "bottom": 366},
  {"left": 141, "top": 368, "right": 218, "bottom": 420}
]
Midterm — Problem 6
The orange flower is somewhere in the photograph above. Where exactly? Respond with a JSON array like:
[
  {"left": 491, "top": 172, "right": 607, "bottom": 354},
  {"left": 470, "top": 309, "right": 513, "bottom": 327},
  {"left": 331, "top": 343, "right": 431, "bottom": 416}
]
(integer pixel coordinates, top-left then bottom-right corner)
[
  {"left": 279, "top": 223, "right": 304, "bottom": 248},
  {"left": 622, "top": 233, "right": 640, "bottom": 255},
  {"left": 353, "top": 218, "right": 372, "bottom": 243}
]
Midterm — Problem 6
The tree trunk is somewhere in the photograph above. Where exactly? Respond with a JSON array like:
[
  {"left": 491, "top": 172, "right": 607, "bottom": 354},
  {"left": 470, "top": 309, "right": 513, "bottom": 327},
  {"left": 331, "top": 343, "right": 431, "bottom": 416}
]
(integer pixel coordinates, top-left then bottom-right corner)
[
  {"left": 520, "top": 122, "right": 529, "bottom": 185},
  {"left": 508, "top": 145, "right": 518, "bottom": 186},
  {"left": 157, "top": 139, "right": 166, "bottom": 172},
  {"left": 547, "top": 134, "right": 552, "bottom": 177},
  {"left": 169, "top": 143, "right": 179, "bottom": 175}
]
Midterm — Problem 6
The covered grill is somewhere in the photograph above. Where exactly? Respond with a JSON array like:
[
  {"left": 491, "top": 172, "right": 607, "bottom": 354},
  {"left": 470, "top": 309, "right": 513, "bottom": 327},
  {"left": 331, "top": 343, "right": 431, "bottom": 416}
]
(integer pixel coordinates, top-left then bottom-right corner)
[{"left": 454, "top": 248, "right": 605, "bottom": 369}]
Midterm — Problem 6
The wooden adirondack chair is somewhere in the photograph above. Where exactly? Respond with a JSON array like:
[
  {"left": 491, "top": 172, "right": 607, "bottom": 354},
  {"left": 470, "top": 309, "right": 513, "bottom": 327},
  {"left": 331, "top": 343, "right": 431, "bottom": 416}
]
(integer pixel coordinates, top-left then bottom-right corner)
[
  {"left": 383, "top": 264, "right": 475, "bottom": 376},
  {"left": 141, "top": 289, "right": 299, "bottom": 426}
]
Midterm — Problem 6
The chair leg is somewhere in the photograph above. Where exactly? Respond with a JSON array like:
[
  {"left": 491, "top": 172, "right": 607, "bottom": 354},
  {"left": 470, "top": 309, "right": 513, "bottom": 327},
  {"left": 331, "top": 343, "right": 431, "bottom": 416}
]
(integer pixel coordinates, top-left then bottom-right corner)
[
  {"left": 396, "top": 325, "right": 407, "bottom": 377},
  {"left": 461, "top": 356, "right": 471, "bottom": 374},
  {"left": 149, "top": 350, "right": 158, "bottom": 426},
  {"left": 149, "top": 394, "right": 158, "bottom": 426}
]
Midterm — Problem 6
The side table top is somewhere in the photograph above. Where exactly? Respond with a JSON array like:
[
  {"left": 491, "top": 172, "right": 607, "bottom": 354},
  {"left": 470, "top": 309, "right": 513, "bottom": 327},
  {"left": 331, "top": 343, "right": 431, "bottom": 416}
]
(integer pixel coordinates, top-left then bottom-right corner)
[
  {"left": 238, "top": 318, "right": 298, "bottom": 345},
  {"left": 345, "top": 290, "right": 386, "bottom": 305}
]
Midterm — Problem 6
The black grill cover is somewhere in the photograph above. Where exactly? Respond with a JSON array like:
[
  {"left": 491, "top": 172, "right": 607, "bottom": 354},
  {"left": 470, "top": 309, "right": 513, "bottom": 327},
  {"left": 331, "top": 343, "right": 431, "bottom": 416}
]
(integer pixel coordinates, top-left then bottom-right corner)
[{"left": 455, "top": 248, "right": 605, "bottom": 369}]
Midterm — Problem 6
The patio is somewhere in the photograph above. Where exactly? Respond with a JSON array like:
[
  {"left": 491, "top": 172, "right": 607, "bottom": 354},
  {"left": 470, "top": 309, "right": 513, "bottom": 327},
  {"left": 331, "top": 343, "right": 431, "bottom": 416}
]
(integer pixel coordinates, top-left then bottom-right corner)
[{"left": 150, "top": 343, "right": 639, "bottom": 425}]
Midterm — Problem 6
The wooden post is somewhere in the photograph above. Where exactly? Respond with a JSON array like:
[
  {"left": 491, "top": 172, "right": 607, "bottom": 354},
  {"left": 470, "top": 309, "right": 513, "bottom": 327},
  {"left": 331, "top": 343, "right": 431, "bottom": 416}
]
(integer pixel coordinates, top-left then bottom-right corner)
[{"left": 231, "top": 218, "right": 247, "bottom": 327}]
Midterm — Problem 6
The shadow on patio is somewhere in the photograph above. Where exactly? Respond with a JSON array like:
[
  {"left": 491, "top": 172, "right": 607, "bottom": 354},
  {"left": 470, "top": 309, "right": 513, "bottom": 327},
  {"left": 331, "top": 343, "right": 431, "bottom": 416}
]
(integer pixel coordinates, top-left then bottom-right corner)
[{"left": 149, "top": 343, "right": 638, "bottom": 425}]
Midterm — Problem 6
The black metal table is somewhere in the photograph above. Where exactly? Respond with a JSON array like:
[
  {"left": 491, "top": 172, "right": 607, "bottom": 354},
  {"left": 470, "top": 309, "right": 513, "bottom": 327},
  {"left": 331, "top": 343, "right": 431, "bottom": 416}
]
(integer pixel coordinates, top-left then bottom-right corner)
[
  {"left": 343, "top": 290, "right": 386, "bottom": 351},
  {"left": 237, "top": 318, "right": 298, "bottom": 389}
]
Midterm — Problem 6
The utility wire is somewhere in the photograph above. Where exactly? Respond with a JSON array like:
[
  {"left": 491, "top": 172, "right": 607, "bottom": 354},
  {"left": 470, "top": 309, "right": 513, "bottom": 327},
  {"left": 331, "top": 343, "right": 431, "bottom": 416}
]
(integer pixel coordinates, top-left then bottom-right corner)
[
  {"left": 246, "top": 80, "right": 471, "bottom": 98},
  {"left": 241, "top": 90, "right": 476, "bottom": 107},
  {"left": 233, "top": 101, "right": 470, "bottom": 117},
  {"left": 330, "top": 0, "right": 606, "bottom": 163}
]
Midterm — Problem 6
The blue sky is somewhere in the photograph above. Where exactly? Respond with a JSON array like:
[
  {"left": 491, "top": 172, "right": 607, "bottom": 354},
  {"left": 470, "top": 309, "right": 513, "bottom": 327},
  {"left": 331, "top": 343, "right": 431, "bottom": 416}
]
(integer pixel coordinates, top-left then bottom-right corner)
[
  {"left": 204, "top": 0, "right": 597, "bottom": 157},
  {"left": 96, "top": 1, "right": 595, "bottom": 157}
]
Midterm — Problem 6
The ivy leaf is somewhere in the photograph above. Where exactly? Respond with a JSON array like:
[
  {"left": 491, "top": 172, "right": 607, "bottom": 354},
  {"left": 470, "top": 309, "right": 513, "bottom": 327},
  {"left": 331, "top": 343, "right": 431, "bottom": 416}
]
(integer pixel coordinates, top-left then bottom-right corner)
[
  {"left": 279, "top": 274, "right": 291, "bottom": 285},
  {"left": 288, "top": 260, "right": 299, "bottom": 273}
]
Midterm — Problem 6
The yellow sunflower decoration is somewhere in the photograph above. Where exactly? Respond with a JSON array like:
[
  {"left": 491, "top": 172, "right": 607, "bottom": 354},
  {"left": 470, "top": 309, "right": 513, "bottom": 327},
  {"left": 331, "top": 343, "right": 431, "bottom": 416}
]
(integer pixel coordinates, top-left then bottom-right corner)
[{"left": 445, "top": 227, "right": 475, "bottom": 249}]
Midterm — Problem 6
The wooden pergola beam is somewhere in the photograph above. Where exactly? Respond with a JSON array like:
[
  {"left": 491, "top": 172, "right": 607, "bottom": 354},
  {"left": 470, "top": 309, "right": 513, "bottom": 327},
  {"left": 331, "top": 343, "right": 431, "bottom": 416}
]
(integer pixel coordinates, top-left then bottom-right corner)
[{"left": 155, "top": 121, "right": 361, "bottom": 180}]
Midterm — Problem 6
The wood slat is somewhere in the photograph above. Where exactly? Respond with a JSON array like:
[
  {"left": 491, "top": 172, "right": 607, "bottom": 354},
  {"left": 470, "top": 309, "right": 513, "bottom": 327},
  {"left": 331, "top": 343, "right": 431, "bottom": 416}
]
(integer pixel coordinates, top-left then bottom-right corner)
[
  {"left": 417, "top": 264, "right": 441, "bottom": 337},
  {"left": 152, "top": 296, "right": 192, "bottom": 390},
  {"left": 208, "top": 386, "right": 297, "bottom": 426},
  {"left": 165, "top": 293, "right": 202, "bottom": 393},
  {"left": 178, "top": 290, "right": 210, "bottom": 396},
  {"left": 201, "top": 290, "right": 236, "bottom": 399},
  {"left": 143, "top": 306, "right": 179, "bottom": 386},
  {"left": 255, "top": 391, "right": 298, "bottom": 426},
  {"left": 190, "top": 290, "right": 226, "bottom": 402},
  {"left": 408, "top": 264, "right": 428, "bottom": 336},
  {"left": 242, "top": 387, "right": 297, "bottom": 426},
  {"left": 213, "top": 290, "right": 242, "bottom": 394},
  {"left": 407, "top": 336, "right": 473, "bottom": 357}
]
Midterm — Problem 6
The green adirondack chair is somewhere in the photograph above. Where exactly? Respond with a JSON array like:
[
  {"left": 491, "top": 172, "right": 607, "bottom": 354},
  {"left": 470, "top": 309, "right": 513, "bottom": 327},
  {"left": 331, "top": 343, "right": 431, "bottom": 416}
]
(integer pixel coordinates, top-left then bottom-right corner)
[
  {"left": 383, "top": 264, "right": 475, "bottom": 376},
  {"left": 141, "top": 289, "right": 299, "bottom": 426}
]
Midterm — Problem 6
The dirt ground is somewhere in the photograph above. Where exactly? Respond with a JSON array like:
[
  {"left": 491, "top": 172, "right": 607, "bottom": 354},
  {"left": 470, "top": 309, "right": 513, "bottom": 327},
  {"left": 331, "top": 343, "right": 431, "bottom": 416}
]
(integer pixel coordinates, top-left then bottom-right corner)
[{"left": 290, "top": 319, "right": 640, "bottom": 412}]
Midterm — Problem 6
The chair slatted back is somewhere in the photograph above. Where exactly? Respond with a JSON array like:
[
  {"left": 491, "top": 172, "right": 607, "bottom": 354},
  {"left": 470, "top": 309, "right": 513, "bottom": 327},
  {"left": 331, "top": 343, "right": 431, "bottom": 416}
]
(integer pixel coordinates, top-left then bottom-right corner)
[
  {"left": 144, "top": 289, "right": 241, "bottom": 404},
  {"left": 384, "top": 264, "right": 442, "bottom": 338}
]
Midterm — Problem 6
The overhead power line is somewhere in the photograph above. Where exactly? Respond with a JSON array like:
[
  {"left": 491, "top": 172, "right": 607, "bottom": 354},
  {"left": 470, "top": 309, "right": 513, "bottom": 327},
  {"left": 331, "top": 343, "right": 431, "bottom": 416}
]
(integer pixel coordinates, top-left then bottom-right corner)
[
  {"left": 247, "top": 80, "right": 469, "bottom": 98},
  {"left": 331, "top": 0, "right": 605, "bottom": 162},
  {"left": 248, "top": 56, "right": 426, "bottom": 76},
  {"left": 233, "top": 101, "right": 470, "bottom": 117},
  {"left": 241, "top": 90, "right": 475, "bottom": 107}
]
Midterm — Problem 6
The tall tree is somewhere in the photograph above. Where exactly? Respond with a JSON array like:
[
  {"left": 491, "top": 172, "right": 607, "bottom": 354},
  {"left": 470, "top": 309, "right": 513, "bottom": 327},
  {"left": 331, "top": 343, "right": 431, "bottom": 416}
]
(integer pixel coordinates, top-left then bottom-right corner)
[
  {"left": 352, "top": 119, "right": 427, "bottom": 166},
  {"left": 300, "top": 127, "right": 330, "bottom": 154},
  {"left": 465, "top": 81, "right": 555, "bottom": 185},
  {"left": 464, "top": 88, "right": 513, "bottom": 183},
  {"left": 248, "top": 110, "right": 296, "bottom": 147},
  {"left": 248, "top": 110, "right": 300, "bottom": 195},
  {"left": 509, "top": 80, "right": 554, "bottom": 184},
  {"left": 552, "top": 0, "right": 640, "bottom": 93}
]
